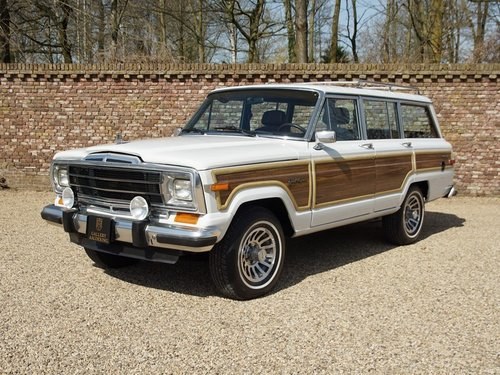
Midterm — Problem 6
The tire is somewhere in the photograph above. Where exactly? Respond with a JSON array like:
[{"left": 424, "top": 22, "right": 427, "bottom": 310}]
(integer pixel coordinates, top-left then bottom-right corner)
[
  {"left": 84, "top": 248, "right": 139, "bottom": 268},
  {"left": 383, "top": 186, "right": 425, "bottom": 245},
  {"left": 209, "top": 207, "right": 285, "bottom": 300}
]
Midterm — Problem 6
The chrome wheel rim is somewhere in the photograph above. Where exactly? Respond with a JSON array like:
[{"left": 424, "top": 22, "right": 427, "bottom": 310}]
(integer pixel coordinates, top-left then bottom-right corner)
[
  {"left": 238, "top": 222, "right": 280, "bottom": 289},
  {"left": 404, "top": 192, "right": 423, "bottom": 237}
]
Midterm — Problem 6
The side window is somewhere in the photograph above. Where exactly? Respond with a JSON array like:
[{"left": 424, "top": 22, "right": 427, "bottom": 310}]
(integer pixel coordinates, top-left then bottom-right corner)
[
  {"left": 364, "top": 100, "right": 400, "bottom": 139},
  {"left": 316, "top": 98, "right": 360, "bottom": 141},
  {"left": 401, "top": 104, "right": 439, "bottom": 138}
]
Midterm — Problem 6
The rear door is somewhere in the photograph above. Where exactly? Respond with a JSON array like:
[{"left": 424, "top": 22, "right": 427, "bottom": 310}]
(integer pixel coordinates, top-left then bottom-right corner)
[{"left": 362, "top": 98, "right": 414, "bottom": 213}]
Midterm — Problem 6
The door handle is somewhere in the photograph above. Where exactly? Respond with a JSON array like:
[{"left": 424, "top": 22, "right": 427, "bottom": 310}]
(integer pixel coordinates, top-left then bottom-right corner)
[
  {"left": 402, "top": 142, "right": 412, "bottom": 148},
  {"left": 360, "top": 143, "right": 373, "bottom": 149}
]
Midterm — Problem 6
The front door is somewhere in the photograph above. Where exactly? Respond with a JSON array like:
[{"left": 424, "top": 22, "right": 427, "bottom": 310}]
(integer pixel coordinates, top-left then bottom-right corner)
[{"left": 311, "top": 97, "right": 376, "bottom": 227}]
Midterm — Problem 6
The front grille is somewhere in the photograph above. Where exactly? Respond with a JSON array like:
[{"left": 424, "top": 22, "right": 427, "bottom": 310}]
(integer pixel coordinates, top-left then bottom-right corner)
[{"left": 69, "top": 165, "right": 164, "bottom": 205}]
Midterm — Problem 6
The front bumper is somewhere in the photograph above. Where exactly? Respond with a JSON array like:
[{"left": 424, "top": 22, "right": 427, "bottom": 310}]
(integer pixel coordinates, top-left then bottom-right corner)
[{"left": 41, "top": 204, "right": 219, "bottom": 260}]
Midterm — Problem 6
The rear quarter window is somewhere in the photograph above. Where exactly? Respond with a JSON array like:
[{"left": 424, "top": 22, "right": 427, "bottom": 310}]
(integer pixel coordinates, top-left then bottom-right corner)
[{"left": 401, "top": 104, "right": 439, "bottom": 138}]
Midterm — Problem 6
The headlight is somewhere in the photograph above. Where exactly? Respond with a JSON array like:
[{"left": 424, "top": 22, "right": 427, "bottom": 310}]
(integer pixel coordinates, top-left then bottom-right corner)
[
  {"left": 58, "top": 169, "right": 69, "bottom": 187},
  {"left": 161, "top": 171, "right": 202, "bottom": 211},
  {"left": 51, "top": 165, "right": 69, "bottom": 191},
  {"left": 171, "top": 179, "right": 193, "bottom": 201}
]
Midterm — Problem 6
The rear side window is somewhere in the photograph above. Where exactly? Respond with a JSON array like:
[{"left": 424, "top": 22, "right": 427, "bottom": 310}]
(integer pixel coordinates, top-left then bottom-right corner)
[
  {"left": 364, "top": 100, "right": 400, "bottom": 139},
  {"left": 401, "top": 104, "right": 439, "bottom": 138}
]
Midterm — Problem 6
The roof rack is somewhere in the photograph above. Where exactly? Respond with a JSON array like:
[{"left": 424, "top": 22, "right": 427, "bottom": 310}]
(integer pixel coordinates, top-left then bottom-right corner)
[{"left": 301, "top": 80, "right": 421, "bottom": 95}]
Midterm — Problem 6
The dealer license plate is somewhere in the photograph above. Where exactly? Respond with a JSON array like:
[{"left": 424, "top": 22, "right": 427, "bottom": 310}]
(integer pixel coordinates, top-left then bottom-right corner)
[{"left": 87, "top": 216, "right": 114, "bottom": 244}]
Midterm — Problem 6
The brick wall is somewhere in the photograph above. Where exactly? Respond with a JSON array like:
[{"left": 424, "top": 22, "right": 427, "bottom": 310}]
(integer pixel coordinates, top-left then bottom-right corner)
[{"left": 0, "top": 63, "right": 498, "bottom": 196}]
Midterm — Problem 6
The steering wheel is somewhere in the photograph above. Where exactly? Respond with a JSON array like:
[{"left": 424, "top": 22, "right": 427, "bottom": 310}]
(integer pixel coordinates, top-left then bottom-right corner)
[{"left": 277, "top": 123, "right": 307, "bottom": 134}]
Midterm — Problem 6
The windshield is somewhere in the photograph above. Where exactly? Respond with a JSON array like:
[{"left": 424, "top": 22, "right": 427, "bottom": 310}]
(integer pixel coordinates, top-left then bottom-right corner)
[{"left": 183, "top": 89, "right": 320, "bottom": 138}]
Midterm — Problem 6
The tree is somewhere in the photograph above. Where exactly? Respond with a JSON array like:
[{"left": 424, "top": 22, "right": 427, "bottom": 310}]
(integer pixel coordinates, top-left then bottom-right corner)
[
  {"left": 328, "top": 0, "right": 342, "bottom": 62},
  {"left": 468, "top": 0, "right": 490, "bottom": 62},
  {"left": 0, "top": 0, "right": 11, "bottom": 63},
  {"left": 294, "top": 0, "right": 308, "bottom": 62},
  {"left": 346, "top": 0, "right": 359, "bottom": 63},
  {"left": 284, "top": 0, "right": 296, "bottom": 62}
]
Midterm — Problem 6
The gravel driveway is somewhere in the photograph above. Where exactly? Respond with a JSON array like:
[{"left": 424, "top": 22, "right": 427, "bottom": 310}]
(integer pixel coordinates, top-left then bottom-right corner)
[{"left": 0, "top": 191, "right": 499, "bottom": 374}]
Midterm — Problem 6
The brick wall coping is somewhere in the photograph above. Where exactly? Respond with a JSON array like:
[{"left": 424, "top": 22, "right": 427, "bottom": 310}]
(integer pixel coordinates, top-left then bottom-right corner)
[{"left": 1, "top": 63, "right": 499, "bottom": 80}]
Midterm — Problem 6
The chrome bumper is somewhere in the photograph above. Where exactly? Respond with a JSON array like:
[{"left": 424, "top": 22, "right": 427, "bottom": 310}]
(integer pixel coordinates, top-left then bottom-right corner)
[{"left": 41, "top": 204, "right": 219, "bottom": 253}]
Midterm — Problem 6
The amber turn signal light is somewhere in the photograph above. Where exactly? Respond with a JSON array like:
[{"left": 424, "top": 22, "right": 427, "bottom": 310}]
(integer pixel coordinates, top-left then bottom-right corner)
[
  {"left": 210, "top": 183, "right": 230, "bottom": 192},
  {"left": 174, "top": 212, "right": 199, "bottom": 225}
]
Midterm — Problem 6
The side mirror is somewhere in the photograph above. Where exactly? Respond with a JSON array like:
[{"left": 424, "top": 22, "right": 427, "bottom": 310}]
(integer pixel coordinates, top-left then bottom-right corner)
[
  {"left": 172, "top": 128, "right": 182, "bottom": 137},
  {"left": 315, "top": 130, "right": 336, "bottom": 144}
]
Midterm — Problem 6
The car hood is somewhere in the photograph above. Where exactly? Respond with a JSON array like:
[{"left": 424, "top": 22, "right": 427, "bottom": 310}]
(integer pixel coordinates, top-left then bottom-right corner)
[{"left": 53, "top": 135, "right": 304, "bottom": 170}]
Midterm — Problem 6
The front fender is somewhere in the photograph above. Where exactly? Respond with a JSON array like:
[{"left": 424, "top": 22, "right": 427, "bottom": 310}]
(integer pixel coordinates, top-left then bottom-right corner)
[{"left": 213, "top": 185, "right": 311, "bottom": 240}]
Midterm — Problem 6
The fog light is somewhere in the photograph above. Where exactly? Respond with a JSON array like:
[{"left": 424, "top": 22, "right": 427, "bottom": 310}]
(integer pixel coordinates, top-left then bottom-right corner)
[
  {"left": 61, "top": 187, "right": 75, "bottom": 208},
  {"left": 130, "top": 196, "right": 149, "bottom": 220}
]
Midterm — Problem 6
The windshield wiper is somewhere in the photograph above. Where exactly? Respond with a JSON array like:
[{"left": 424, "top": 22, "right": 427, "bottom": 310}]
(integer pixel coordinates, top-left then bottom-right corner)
[{"left": 213, "top": 126, "right": 256, "bottom": 137}]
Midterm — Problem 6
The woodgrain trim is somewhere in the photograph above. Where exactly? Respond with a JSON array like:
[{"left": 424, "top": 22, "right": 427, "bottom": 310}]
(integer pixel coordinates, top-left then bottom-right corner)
[
  {"left": 375, "top": 153, "right": 413, "bottom": 193},
  {"left": 415, "top": 151, "right": 452, "bottom": 171},
  {"left": 212, "top": 161, "right": 311, "bottom": 210},
  {"left": 313, "top": 152, "right": 414, "bottom": 207},
  {"left": 314, "top": 158, "right": 375, "bottom": 207}
]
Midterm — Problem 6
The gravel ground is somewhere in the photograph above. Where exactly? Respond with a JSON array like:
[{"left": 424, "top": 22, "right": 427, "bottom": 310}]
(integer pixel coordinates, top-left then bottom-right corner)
[{"left": 0, "top": 190, "right": 499, "bottom": 374}]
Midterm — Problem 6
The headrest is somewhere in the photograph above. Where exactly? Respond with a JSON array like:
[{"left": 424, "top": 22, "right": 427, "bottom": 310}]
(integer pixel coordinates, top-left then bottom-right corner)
[
  {"left": 261, "top": 110, "right": 286, "bottom": 127},
  {"left": 331, "top": 107, "right": 350, "bottom": 125}
]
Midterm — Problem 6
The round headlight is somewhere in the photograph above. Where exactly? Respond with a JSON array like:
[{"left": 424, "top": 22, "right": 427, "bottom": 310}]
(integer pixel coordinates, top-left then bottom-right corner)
[
  {"left": 130, "top": 196, "right": 149, "bottom": 220},
  {"left": 61, "top": 187, "right": 75, "bottom": 208}
]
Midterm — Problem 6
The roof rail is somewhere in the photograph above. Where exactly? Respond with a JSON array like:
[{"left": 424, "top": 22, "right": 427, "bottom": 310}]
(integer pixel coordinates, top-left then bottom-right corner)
[{"left": 302, "top": 80, "right": 421, "bottom": 95}]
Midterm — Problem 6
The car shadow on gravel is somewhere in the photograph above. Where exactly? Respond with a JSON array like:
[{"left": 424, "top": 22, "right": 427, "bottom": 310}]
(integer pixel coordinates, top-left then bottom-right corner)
[
  {"left": 103, "top": 210, "right": 464, "bottom": 298},
  {"left": 277, "top": 210, "right": 465, "bottom": 293}
]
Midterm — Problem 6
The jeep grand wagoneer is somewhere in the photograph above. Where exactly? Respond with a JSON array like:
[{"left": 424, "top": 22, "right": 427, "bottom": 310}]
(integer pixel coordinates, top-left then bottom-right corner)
[{"left": 41, "top": 82, "right": 455, "bottom": 300}]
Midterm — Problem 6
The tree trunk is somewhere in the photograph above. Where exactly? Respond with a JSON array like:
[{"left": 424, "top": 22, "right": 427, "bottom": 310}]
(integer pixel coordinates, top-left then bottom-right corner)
[
  {"left": 472, "top": 1, "right": 489, "bottom": 63},
  {"left": 97, "top": 0, "right": 106, "bottom": 60},
  {"left": 284, "top": 0, "right": 295, "bottom": 62},
  {"left": 196, "top": 0, "right": 205, "bottom": 63},
  {"left": 329, "top": 0, "right": 341, "bottom": 62},
  {"left": 308, "top": 0, "right": 316, "bottom": 62},
  {"left": 58, "top": 0, "right": 73, "bottom": 63},
  {"left": 350, "top": 0, "right": 358, "bottom": 63},
  {"left": 294, "top": 0, "right": 308, "bottom": 63},
  {"left": 247, "top": 0, "right": 264, "bottom": 63},
  {"left": 429, "top": 0, "right": 444, "bottom": 62}
]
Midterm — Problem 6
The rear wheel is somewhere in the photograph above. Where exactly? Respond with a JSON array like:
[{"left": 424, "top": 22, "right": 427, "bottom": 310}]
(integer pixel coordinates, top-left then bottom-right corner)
[
  {"left": 209, "top": 207, "right": 285, "bottom": 300},
  {"left": 383, "top": 186, "right": 425, "bottom": 245},
  {"left": 84, "top": 248, "right": 139, "bottom": 268}
]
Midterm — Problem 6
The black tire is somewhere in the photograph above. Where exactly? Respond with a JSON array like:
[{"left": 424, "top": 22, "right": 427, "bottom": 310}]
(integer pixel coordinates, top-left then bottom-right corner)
[
  {"left": 209, "top": 207, "right": 285, "bottom": 300},
  {"left": 383, "top": 186, "right": 425, "bottom": 245},
  {"left": 84, "top": 248, "right": 139, "bottom": 268}
]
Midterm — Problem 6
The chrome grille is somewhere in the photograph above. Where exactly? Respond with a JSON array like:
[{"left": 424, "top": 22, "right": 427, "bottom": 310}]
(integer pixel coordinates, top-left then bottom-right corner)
[{"left": 68, "top": 165, "right": 164, "bottom": 206}]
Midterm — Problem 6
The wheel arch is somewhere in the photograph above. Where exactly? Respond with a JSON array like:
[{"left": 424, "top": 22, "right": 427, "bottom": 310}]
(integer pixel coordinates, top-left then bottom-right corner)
[
  {"left": 237, "top": 198, "right": 295, "bottom": 237},
  {"left": 411, "top": 180, "right": 429, "bottom": 200}
]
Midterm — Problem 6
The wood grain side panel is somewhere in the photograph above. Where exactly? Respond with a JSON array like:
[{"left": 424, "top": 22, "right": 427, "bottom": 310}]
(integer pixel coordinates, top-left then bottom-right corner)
[
  {"left": 214, "top": 163, "right": 310, "bottom": 209},
  {"left": 416, "top": 152, "right": 451, "bottom": 170},
  {"left": 375, "top": 154, "right": 413, "bottom": 192},
  {"left": 315, "top": 158, "right": 375, "bottom": 205}
]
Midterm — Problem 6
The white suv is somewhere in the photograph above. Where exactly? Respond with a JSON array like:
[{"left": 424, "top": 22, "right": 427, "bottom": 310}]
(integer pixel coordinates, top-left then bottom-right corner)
[{"left": 41, "top": 82, "right": 456, "bottom": 300}]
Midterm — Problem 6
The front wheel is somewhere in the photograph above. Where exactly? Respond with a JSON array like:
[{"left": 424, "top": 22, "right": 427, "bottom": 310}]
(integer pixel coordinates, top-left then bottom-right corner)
[
  {"left": 383, "top": 186, "right": 425, "bottom": 245},
  {"left": 209, "top": 207, "right": 285, "bottom": 300}
]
